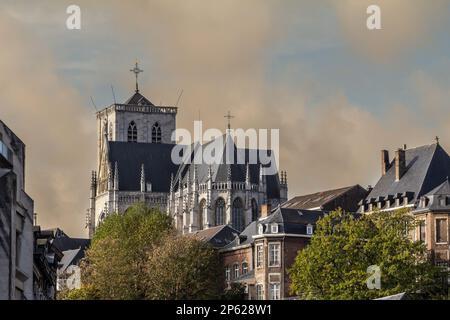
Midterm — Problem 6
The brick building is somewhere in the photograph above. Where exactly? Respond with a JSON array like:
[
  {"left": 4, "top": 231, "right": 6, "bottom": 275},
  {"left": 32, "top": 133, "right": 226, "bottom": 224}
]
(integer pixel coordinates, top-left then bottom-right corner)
[{"left": 361, "top": 141, "right": 450, "bottom": 267}]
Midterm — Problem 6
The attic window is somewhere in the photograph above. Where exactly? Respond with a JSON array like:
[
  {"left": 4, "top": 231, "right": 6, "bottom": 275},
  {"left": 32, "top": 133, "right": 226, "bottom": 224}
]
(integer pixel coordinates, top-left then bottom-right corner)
[
  {"left": 306, "top": 224, "right": 313, "bottom": 235},
  {"left": 440, "top": 197, "right": 447, "bottom": 207},
  {"left": 271, "top": 224, "right": 278, "bottom": 234},
  {"left": 258, "top": 224, "right": 264, "bottom": 235}
]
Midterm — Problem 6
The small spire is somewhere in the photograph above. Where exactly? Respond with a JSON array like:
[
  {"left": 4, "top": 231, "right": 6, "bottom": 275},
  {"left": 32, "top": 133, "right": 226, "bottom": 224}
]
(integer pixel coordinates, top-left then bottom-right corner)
[
  {"left": 107, "top": 162, "right": 113, "bottom": 190},
  {"left": 130, "top": 61, "right": 144, "bottom": 93},
  {"left": 435, "top": 136, "right": 440, "bottom": 145},
  {"left": 245, "top": 162, "right": 251, "bottom": 184},
  {"left": 170, "top": 173, "right": 174, "bottom": 193},
  {"left": 193, "top": 165, "right": 198, "bottom": 184},
  {"left": 227, "top": 164, "right": 232, "bottom": 182},
  {"left": 140, "top": 164, "right": 145, "bottom": 192},
  {"left": 114, "top": 161, "right": 119, "bottom": 190}
]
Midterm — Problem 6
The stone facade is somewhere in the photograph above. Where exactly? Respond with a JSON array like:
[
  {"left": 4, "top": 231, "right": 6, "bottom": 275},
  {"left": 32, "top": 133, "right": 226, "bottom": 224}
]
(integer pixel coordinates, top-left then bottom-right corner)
[
  {"left": 0, "top": 120, "right": 34, "bottom": 300},
  {"left": 88, "top": 91, "right": 178, "bottom": 237}
]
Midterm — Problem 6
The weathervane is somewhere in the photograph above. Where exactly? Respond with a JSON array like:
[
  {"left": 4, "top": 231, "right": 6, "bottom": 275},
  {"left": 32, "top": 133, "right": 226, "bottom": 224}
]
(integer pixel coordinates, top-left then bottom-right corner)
[
  {"left": 224, "top": 111, "right": 234, "bottom": 130},
  {"left": 130, "top": 61, "right": 143, "bottom": 93}
]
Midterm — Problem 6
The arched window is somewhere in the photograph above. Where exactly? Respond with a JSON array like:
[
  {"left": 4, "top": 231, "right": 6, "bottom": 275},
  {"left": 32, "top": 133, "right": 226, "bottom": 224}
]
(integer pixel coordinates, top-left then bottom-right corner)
[
  {"left": 232, "top": 198, "right": 244, "bottom": 231},
  {"left": 127, "top": 121, "right": 137, "bottom": 142},
  {"left": 251, "top": 199, "right": 258, "bottom": 221},
  {"left": 199, "top": 199, "right": 206, "bottom": 230},
  {"left": 152, "top": 122, "right": 162, "bottom": 143},
  {"left": 215, "top": 198, "right": 225, "bottom": 226}
]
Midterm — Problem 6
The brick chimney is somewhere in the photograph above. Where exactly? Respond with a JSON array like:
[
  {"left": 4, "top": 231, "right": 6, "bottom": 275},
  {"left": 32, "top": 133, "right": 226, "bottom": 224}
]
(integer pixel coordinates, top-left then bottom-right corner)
[
  {"left": 381, "top": 150, "right": 389, "bottom": 176},
  {"left": 260, "top": 203, "right": 272, "bottom": 218},
  {"left": 395, "top": 148, "right": 406, "bottom": 181}
]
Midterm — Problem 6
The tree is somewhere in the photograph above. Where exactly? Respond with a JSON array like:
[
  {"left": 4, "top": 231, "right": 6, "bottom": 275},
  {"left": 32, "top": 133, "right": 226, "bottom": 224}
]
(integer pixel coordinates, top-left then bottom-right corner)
[
  {"left": 289, "top": 209, "right": 447, "bottom": 300},
  {"left": 144, "top": 234, "right": 224, "bottom": 300},
  {"left": 81, "top": 203, "right": 173, "bottom": 299}
]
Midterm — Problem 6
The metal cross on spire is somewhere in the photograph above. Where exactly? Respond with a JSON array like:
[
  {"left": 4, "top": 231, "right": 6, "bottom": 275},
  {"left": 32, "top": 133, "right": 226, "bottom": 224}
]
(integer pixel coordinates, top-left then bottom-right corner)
[
  {"left": 224, "top": 111, "right": 234, "bottom": 130},
  {"left": 130, "top": 61, "right": 143, "bottom": 93}
]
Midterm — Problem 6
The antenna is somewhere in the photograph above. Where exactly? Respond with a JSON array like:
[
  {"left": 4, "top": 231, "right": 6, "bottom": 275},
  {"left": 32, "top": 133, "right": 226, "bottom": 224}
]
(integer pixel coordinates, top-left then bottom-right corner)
[
  {"left": 111, "top": 85, "right": 117, "bottom": 104},
  {"left": 90, "top": 96, "right": 98, "bottom": 112},
  {"left": 175, "top": 89, "right": 184, "bottom": 108}
]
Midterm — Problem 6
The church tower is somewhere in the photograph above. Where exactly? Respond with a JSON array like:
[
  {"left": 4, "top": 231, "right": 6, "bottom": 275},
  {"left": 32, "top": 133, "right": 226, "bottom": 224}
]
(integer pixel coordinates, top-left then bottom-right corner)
[{"left": 87, "top": 62, "right": 179, "bottom": 237}]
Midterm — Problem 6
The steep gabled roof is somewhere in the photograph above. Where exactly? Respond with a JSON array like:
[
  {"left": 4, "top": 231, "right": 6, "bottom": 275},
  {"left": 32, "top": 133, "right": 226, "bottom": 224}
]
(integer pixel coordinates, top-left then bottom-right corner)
[
  {"left": 173, "top": 133, "right": 281, "bottom": 199},
  {"left": 190, "top": 224, "right": 239, "bottom": 249},
  {"left": 108, "top": 141, "right": 179, "bottom": 192},
  {"left": 367, "top": 143, "right": 450, "bottom": 202},
  {"left": 124, "top": 92, "right": 154, "bottom": 106},
  {"left": 283, "top": 185, "right": 361, "bottom": 210}
]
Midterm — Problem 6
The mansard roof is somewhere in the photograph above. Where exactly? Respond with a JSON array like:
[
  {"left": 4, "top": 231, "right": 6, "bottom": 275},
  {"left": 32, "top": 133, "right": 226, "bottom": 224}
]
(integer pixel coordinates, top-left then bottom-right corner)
[
  {"left": 108, "top": 141, "right": 179, "bottom": 192},
  {"left": 261, "top": 207, "right": 325, "bottom": 235},
  {"left": 366, "top": 143, "right": 450, "bottom": 203},
  {"left": 124, "top": 92, "right": 155, "bottom": 106},
  {"left": 173, "top": 133, "right": 281, "bottom": 199},
  {"left": 282, "top": 185, "right": 366, "bottom": 211}
]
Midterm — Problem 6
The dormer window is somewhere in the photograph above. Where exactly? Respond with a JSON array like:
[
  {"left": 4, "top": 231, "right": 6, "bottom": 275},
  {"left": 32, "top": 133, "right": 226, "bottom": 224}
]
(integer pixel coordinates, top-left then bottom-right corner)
[
  {"left": 440, "top": 197, "right": 447, "bottom": 207},
  {"left": 271, "top": 224, "right": 278, "bottom": 234},
  {"left": 306, "top": 224, "right": 313, "bottom": 235},
  {"left": 258, "top": 224, "right": 264, "bottom": 235}
]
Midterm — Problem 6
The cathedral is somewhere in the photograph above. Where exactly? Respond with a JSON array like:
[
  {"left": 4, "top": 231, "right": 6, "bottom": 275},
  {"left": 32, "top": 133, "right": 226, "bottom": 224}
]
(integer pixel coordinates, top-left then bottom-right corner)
[{"left": 87, "top": 64, "right": 288, "bottom": 237}]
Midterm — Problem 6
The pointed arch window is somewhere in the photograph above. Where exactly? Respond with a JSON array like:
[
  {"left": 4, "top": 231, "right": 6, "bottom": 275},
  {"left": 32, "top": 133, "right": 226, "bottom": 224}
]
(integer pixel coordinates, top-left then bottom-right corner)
[
  {"left": 232, "top": 197, "right": 245, "bottom": 231},
  {"left": 127, "top": 121, "right": 137, "bottom": 142},
  {"left": 251, "top": 199, "right": 259, "bottom": 221},
  {"left": 152, "top": 122, "right": 162, "bottom": 143},
  {"left": 215, "top": 198, "right": 225, "bottom": 226}
]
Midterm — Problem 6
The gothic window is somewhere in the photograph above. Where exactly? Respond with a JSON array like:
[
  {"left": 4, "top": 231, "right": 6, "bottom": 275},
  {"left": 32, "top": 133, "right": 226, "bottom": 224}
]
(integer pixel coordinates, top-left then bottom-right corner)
[
  {"left": 152, "top": 122, "right": 162, "bottom": 143},
  {"left": 232, "top": 197, "right": 244, "bottom": 231},
  {"left": 127, "top": 121, "right": 137, "bottom": 142},
  {"left": 215, "top": 198, "right": 225, "bottom": 226},
  {"left": 242, "top": 262, "right": 248, "bottom": 275},
  {"left": 199, "top": 199, "right": 206, "bottom": 230},
  {"left": 108, "top": 122, "right": 113, "bottom": 140},
  {"left": 251, "top": 199, "right": 259, "bottom": 221}
]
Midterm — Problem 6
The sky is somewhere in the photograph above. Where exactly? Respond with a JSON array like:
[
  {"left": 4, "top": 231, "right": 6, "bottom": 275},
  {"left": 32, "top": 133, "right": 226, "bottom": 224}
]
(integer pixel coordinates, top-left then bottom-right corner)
[{"left": 1, "top": 0, "right": 450, "bottom": 237}]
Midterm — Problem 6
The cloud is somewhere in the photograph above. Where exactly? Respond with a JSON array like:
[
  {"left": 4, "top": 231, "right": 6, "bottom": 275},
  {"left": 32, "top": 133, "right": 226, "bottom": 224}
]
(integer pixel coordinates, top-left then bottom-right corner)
[
  {"left": 0, "top": 12, "right": 96, "bottom": 237},
  {"left": 331, "top": 0, "right": 448, "bottom": 62},
  {"left": 1, "top": 1, "right": 449, "bottom": 236}
]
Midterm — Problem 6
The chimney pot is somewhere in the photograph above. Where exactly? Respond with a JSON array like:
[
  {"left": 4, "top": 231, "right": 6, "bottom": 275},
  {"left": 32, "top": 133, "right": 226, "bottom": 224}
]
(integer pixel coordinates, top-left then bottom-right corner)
[
  {"left": 395, "top": 148, "right": 406, "bottom": 181},
  {"left": 381, "top": 150, "right": 390, "bottom": 176},
  {"left": 260, "top": 203, "right": 272, "bottom": 218}
]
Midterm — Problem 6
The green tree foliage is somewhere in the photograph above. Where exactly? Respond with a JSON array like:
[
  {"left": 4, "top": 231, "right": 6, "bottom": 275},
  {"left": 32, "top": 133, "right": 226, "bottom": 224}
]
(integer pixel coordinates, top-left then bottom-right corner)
[
  {"left": 289, "top": 209, "right": 447, "bottom": 300},
  {"left": 65, "top": 203, "right": 225, "bottom": 300},
  {"left": 145, "top": 234, "right": 224, "bottom": 299},
  {"left": 81, "top": 203, "right": 173, "bottom": 299}
]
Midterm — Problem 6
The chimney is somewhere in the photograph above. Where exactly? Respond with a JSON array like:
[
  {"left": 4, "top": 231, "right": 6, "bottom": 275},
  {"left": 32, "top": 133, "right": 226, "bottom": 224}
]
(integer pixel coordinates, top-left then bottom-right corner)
[
  {"left": 395, "top": 148, "right": 406, "bottom": 181},
  {"left": 381, "top": 150, "right": 389, "bottom": 176},
  {"left": 260, "top": 203, "right": 272, "bottom": 218}
]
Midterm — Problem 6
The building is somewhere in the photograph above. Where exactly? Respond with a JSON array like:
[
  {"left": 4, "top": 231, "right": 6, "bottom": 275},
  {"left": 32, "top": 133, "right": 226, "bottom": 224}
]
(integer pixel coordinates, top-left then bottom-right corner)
[
  {"left": 52, "top": 229, "right": 90, "bottom": 293},
  {"left": 361, "top": 141, "right": 450, "bottom": 266},
  {"left": 219, "top": 204, "right": 324, "bottom": 300},
  {"left": 33, "top": 227, "right": 63, "bottom": 300},
  {"left": 283, "top": 184, "right": 367, "bottom": 212},
  {"left": 87, "top": 65, "right": 179, "bottom": 237},
  {"left": 0, "top": 120, "right": 34, "bottom": 300},
  {"left": 168, "top": 133, "right": 288, "bottom": 234}
]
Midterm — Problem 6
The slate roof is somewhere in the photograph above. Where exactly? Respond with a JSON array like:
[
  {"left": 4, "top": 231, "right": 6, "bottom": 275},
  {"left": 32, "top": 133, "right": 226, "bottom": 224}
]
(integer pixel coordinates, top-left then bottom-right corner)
[
  {"left": 190, "top": 224, "right": 239, "bottom": 249},
  {"left": 58, "top": 248, "right": 84, "bottom": 273},
  {"left": 414, "top": 178, "right": 450, "bottom": 213},
  {"left": 53, "top": 235, "right": 90, "bottom": 252},
  {"left": 108, "top": 141, "right": 179, "bottom": 192},
  {"left": 174, "top": 134, "right": 281, "bottom": 199},
  {"left": 221, "top": 221, "right": 258, "bottom": 250},
  {"left": 366, "top": 143, "right": 450, "bottom": 203},
  {"left": 124, "top": 92, "right": 154, "bottom": 106},
  {"left": 260, "top": 207, "right": 325, "bottom": 235},
  {"left": 282, "top": 185, "right": 363, "bottom": 210}
]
